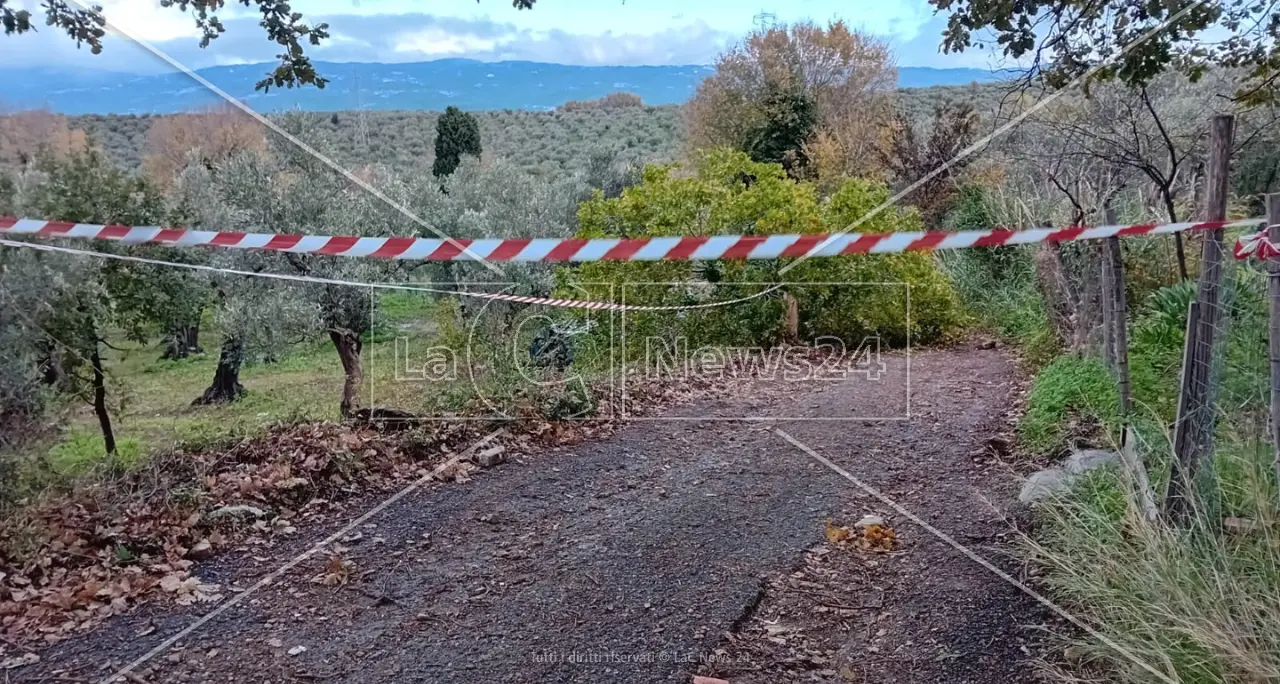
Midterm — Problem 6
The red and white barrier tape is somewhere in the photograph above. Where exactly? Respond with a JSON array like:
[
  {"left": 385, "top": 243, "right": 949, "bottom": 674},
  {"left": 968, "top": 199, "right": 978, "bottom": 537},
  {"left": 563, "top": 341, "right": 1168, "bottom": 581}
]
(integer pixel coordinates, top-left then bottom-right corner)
[
  {"left": 0, "top": 238, "right": 779, "bottom": 312},
  {"left": 1234, "top": 227, "right": 1280, "bottom": 260},
  {"left": 0, "top": 217, "right": 1265, "bottom": 263}
]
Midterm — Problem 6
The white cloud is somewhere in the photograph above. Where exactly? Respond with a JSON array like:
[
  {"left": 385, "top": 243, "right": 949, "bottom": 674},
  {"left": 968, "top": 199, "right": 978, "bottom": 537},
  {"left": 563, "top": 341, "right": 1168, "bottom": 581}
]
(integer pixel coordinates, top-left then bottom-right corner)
[
  {"left": 392, "top": 27, "right": 512, "bottom": 58},
  {"left": 0, "top": 4, "right": 995, "bottom": 73},
  {"left": 98, "top": 0, "right": 203, "bottom": 42}
]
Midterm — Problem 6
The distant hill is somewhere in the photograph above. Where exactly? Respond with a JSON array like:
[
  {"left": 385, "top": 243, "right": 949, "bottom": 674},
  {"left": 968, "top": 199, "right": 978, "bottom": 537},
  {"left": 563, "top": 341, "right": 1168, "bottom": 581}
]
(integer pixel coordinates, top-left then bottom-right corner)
[{"left": 0, "top": 60, "right": 1014, "bottom": 115}]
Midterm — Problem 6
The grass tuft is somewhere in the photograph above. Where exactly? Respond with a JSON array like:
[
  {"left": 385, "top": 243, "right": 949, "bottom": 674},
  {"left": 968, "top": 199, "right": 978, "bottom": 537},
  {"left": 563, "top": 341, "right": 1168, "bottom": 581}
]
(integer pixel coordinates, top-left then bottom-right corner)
[{"left": 1026, "top": 440, "right": 1280, "bottom": 684}]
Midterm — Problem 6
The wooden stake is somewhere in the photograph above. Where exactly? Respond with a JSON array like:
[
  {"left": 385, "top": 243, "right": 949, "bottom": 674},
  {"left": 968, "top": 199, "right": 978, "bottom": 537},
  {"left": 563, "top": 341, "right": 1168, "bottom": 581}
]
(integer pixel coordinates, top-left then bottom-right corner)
[
  {"left": 1119, "top": 426, "right": 1159, "bottom": 525},
  {"left": 1105, "top": 206, "right": 1132, "bottom": 415},
  {"left": 1100, "top": 241, "right": 1116, "bottom": 369},
  {"left": 1165, "top": 114, "right": 1234, "bottom": 523},
  {"left": 1267, "top": 193, "right": 1280, "bottom": 497}
]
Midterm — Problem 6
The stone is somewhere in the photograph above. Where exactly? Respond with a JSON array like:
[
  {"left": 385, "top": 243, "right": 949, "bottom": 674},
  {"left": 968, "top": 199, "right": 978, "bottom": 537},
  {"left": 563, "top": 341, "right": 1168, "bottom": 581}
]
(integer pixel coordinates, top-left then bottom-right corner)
[
  {"left": 1018, "top": 468, "right": 1073, "bottom": 503},
  {"left": 1064, "top": 449, "right": 1121, "bottom": 475},
  {"left": 186, "top": 539, "right": 214, "bottom": 560},
  {"left": 203, "top": 505, "right": 267, "bottom": 522},
  {"left": 473, "top": 446, "right": 506, "bottom": 468},
  {"left": 692, "top": 677, "right": 730, "bottom": 684}
]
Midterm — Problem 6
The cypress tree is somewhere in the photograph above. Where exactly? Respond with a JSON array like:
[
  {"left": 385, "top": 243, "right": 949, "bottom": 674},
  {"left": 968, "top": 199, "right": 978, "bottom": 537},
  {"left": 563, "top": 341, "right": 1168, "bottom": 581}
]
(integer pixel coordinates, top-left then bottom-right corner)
[{"left": 433, "top": 106, "right": 483, "bottom": 177}]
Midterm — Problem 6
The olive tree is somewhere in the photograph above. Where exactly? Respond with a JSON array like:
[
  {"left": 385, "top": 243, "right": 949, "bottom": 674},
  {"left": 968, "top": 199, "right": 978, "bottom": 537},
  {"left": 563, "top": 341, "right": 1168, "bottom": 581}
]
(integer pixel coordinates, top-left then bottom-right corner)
[
  {"left": 1, "top": 150, "right": 164, "bottom": 455},
  {"left": 168, "top": 157, "right": 318, "bottom": 405},
  {"left": 412, "top": 155, "right": 588, "bottom": 299}
]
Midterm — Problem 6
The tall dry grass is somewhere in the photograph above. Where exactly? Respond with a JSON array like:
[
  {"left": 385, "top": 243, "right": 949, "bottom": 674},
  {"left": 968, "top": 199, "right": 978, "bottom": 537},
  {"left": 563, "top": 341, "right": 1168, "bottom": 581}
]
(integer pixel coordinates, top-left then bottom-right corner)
[{"left": 1025, "top": 436, "right": 1280, "bottom": 684}]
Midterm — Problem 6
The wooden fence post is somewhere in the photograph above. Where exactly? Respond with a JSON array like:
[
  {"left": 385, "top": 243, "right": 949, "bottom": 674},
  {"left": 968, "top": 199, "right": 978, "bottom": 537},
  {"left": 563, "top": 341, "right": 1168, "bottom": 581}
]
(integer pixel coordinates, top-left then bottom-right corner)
[
  {"left": 1165, "top": 114, "right": 1234, "bottom": 523},
  {"left": 1104, "top": 206, "right": 1132, "bottom": 415},
  {"left": 1100, "top": 241, "right": 1116, "bottom": 369},
  {"left": 1267, "top": 193, "right": 1280, "bottom": 496}
]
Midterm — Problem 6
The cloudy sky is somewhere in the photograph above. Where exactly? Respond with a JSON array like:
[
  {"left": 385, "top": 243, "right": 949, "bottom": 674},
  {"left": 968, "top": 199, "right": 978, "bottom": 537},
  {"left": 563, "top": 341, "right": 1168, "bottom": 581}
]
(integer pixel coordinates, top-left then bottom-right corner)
[{"left": 2, "top": 0, "right": 1011, "bottom": 72}]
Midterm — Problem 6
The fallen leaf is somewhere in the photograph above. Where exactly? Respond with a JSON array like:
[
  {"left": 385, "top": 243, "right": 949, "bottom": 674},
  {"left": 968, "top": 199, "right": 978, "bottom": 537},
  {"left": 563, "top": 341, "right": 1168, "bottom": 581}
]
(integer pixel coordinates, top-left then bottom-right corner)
[
  {"left": 825, "top": 520, "right": 852, "bottom": 543},
  {"left": 312, "top": 554, "right": 355, "bottom": 587}
]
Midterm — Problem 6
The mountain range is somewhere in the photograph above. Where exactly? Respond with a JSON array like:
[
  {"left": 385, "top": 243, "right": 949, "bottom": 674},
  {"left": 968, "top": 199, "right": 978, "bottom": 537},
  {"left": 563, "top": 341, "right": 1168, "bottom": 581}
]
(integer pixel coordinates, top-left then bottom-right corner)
[{"left": 0, "top": 60, "right": 1013, "bottom": 115}]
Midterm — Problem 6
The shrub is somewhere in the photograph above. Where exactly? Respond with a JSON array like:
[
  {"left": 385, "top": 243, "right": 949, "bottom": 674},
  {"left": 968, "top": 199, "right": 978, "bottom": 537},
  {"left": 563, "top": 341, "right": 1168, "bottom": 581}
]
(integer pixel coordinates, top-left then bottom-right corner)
[
  {"left": 684, "top": 21, "right": 894, "bottom": 182},
  {"left": 568, "top": 150, "right": 963, "bottom": 352},
  {"left": 1018, "top": 355, "right": 1120, "bottom": 454},
  {"left": 940, "top": 187, "right": 1058, "bottom": 365},
  {"left": 141, "top": 103, "right": 268, "bottom": 188},
  {"left": 1127, "top": 271, "right": 1270, "bottom": 429},
  {"left": 432, "top": 106, "right": 482, "bottom": 178}
]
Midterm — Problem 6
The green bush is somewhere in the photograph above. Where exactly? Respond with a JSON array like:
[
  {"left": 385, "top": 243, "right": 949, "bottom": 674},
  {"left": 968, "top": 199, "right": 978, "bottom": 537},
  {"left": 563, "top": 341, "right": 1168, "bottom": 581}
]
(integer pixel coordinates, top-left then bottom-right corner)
[
  {"left": 568, "top": 150, "right": 963, "bottom": 354},
  {"left": 1019, "top": 355, "right": 1120, "bottom": 454},
  {"left": 1127, "top": 271, "right": 1271, "bottom": 429}
]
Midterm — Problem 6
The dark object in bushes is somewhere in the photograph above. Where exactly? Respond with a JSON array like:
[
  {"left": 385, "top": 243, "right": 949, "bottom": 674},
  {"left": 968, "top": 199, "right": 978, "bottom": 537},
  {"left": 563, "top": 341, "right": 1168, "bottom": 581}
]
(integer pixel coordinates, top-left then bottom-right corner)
[
  {"left": 352, "top": 407, "right": 418, "bottom": 431},
  {"left": 530, "top": 327, "right": 574, "bottom": 370}
]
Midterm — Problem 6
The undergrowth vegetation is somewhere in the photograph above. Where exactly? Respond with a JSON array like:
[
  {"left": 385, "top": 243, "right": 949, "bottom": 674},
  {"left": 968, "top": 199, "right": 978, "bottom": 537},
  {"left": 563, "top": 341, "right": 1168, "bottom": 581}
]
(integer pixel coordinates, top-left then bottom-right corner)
[
  {"left": 943, "top": 182, "right": 1280, "bottom": 681},
  {"left": 937, "top": 163, "right": 1280, "bottom": 681},
  {"left": 1017, "top": 356, "right": 1120, "bottom": 455},
  {"left": 1029, "top": 443, "right": 1280, "bottom": 684}
]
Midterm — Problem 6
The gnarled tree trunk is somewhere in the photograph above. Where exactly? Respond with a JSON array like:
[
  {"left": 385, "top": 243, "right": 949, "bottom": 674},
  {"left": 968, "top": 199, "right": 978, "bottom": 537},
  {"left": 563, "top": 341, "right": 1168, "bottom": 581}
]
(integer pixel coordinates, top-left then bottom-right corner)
[
  {"left": 193, "top": 337, "right": 246, "bottom": 405},
  {"left": 330, "top": 328, "right": 364, "bottom": 418},
  {"left": 89, "top": 343, "right": 116, "bottom": 455}
]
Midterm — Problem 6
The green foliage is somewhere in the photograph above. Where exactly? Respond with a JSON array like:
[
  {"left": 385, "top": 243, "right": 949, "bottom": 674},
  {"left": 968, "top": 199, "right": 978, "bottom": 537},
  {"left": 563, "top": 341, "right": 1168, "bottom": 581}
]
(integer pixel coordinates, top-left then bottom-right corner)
[
  {"left": 101, "top": 248, "right": 212, "bottom": 347},
  {"left": 744, "top": 88, "right": 818, "bottom": 175},
  {"left": 0, "top": 171, "right": 14, "bottom": 215},
  {"left": 940, "top": 187, "right": 1059, "bottom": 365},
  {"left": 2, "top": 0, "right": 330, "bottom": 92},
  {"left": 0, "top": 150, "right": 173, "bottom": 470},
  {"left": 46, "top": 431, "right": 143, "bottom": 475},
  {"left": 933, "top": 0, "right": 1278, "bottom": 103},
  {"left": 432, "top": 106, "right": 483, "bottom": 178},
  {"left": 1018, "top": 355, "right": 1120, "bottom": 454},
  {"left": 570, "top": 150, "right": 962, "bottom": 352},
  {"left": 26, "top": 149, "right": 162, "bottom": 225}
]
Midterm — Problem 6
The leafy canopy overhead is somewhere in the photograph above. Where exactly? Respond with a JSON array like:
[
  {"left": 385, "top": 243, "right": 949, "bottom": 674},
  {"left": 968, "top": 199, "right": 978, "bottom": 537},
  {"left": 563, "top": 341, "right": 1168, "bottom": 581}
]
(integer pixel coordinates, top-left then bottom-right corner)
[
  {"left": 0, "top": 0, "right": 539, "bottom": 91},
  {"left": 930, "top": 0, "right": 1280, "bottom": 103}
]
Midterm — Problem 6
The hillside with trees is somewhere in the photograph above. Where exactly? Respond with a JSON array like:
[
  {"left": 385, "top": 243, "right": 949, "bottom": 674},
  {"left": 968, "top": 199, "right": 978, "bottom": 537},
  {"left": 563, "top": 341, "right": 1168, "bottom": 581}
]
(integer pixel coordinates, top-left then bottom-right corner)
[{"left": 3, "top": 8, "right": 1280, "bottom": 684}]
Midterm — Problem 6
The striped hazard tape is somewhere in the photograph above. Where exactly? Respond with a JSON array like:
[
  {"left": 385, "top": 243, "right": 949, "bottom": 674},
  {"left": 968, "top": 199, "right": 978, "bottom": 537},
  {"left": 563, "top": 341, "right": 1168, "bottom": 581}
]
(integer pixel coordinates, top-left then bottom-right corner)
[
  {"left": 1233, "top": 226, "right": 1280, "bottom": 260},
  {"left": 0, "top": 217, "right": 1265, "bottom": 263},
  {"left": 0, "top": 237, "right": 779, "bottom": 312}
]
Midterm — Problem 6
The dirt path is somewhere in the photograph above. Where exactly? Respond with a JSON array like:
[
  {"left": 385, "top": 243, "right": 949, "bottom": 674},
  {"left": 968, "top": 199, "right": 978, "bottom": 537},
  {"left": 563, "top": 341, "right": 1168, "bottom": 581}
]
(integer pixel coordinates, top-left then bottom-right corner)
[{"left": 19, "top": 345, "right": 1047, "bottom": 683}]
